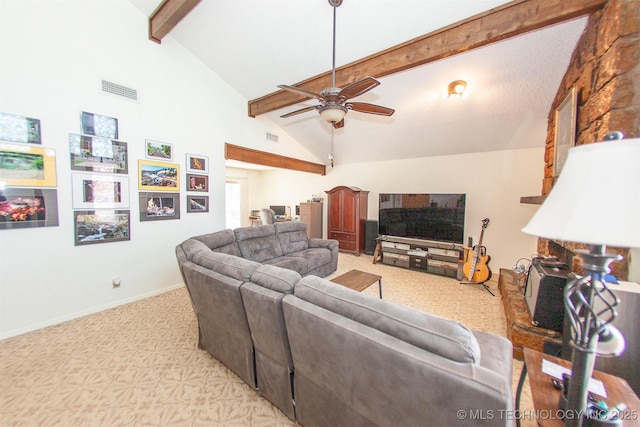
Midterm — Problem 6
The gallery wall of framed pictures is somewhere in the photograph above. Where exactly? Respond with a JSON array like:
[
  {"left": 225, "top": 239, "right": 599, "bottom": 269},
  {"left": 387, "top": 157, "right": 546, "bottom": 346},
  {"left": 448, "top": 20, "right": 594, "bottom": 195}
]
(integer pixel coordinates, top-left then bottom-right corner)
[
  {"left": 184, "top": 153, "right": 209, "bottom": 214},
  {"left": 0, "top": 113, "right": 59, "bottom": 230},
  {"left": 1, "top": 109, "right": 212, "bottom": 243},
  {"left": 68, "top": 112, "right": 131, "bottom": 245}
]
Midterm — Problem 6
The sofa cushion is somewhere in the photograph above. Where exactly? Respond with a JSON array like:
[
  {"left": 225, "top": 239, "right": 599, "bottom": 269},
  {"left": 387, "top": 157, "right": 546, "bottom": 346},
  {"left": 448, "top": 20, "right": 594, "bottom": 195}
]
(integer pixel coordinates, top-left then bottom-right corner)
[
  {"left": 250, "top": 265, "right": 300, "bottom": 294},
  {"left": 289, "top": 248, "right": 333, "bottom": 272},
  {"left": 263, "top": 256, "right": 309, "bottom": 276},
  {"left": 235, "top": 225, "right": 284, "bottom": 262},
  {"left": 274, "top": 222, "right": 309, "bottom": 254},
  {"left": 294, "top": 275, "right": 481, "bottom": 364},
  {"left": 191, "top": 250, "right": 261, "bottom": 282},
  {"left": 192, "top": 229, "right": 241, "bottom": 256}
]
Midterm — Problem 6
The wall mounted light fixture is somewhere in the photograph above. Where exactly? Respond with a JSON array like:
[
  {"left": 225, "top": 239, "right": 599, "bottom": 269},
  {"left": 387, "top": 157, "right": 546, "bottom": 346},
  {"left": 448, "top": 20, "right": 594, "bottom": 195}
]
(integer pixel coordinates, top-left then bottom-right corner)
[{"left": 447, "top": 80, "right": 467, "bottom": 97}]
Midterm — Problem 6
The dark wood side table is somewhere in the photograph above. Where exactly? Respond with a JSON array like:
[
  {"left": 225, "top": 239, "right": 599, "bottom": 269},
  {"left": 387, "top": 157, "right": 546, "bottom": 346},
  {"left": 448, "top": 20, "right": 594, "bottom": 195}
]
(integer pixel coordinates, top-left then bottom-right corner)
[{"left": 522, "top": 348, "right": 640, "bottom": 426}]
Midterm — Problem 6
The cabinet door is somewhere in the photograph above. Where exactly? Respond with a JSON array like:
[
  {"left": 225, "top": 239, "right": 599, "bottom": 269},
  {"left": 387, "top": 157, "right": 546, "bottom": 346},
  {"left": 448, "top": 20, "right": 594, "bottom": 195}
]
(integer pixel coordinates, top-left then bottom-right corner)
[
  {"left": 328, "top": 191, "right": 342, "bottom": 230},
  {"left": 341, "top": 191, "right": 357, "bottom": 233}
]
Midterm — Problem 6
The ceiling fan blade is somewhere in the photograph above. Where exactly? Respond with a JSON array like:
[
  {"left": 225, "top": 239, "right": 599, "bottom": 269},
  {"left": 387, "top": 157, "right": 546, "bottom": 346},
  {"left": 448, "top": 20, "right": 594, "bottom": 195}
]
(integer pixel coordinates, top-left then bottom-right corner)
[
  {"left": 280, "top": 105, "right": 320, "bottom": 118},
  {"left": 347, "top": 102, "right": 395, "bottom": 116},
  {"left": 277, "top": 84, "right": 323, "bottom": 101},
  {"left": 332, "top": 119, "right": 344, "bottom": 129},
  {"left": 338, "top": 77, "right": 380, "bottom": 100}
]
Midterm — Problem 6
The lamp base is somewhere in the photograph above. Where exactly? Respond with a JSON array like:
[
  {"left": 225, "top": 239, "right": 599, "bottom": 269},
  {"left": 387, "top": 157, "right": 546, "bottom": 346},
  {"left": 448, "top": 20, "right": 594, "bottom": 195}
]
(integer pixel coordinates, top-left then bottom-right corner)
[{"left": 559, "top": 378, "right": 622, "bottom": 426}]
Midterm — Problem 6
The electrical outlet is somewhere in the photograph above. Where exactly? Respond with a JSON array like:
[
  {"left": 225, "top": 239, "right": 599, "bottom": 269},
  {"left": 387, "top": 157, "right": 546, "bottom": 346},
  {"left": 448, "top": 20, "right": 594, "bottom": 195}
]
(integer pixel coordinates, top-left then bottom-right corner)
[{"left": 112, "top": 277, "right": 121, "bottom": 288}]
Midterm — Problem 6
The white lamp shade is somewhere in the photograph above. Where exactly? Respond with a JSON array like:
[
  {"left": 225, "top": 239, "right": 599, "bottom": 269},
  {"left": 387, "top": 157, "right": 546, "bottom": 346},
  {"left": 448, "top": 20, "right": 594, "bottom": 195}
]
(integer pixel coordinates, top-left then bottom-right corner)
[
  {"left": 320, "top": 107, "right": 346, "bottom": 123},
  {"left": 522, "top": 138, "right": 640, "bottom": 248}
]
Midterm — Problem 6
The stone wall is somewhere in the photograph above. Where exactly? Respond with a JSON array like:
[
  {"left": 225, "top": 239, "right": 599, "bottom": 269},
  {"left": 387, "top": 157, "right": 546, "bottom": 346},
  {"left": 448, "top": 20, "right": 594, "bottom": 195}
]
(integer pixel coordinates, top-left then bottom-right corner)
[{"left": 538, "top": 0, "right": 640, "bottom": 280}]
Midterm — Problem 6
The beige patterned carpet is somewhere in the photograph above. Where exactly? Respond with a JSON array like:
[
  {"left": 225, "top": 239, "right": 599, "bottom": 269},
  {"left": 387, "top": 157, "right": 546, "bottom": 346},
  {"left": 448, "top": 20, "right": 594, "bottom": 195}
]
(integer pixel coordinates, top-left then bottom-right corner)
[{"left": 0, "top": 253, "right": 533, "bottom": 426}]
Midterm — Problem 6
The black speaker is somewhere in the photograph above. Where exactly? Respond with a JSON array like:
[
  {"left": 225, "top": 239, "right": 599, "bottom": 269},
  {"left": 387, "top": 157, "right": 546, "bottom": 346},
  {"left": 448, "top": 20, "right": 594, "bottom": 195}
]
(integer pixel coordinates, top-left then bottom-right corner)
[
  {"left": 364, "top": 220, "right": 378, "bottom": 255},
  {"left": 524, "top": 258, "right": 569, "bottom": 332}
]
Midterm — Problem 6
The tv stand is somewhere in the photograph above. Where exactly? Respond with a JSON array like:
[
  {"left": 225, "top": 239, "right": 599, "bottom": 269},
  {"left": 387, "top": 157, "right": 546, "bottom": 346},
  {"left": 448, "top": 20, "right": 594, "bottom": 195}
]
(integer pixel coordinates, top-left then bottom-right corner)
[{"left": 377, "top": 235, "right": 464, "bottom": 280}]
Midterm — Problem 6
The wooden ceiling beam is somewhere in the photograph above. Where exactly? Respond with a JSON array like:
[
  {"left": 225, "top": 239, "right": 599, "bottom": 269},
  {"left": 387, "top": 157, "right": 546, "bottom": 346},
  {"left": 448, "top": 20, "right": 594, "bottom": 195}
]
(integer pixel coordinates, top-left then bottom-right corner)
[
  {"left": 225, "top": 143, "right": 326, "bottom": 175},
  {"left": 248, "top": 0, "right": 606, "bottom": 117},
  {"left": 149, "top": 0, "right": 201, "bottom": 44}
]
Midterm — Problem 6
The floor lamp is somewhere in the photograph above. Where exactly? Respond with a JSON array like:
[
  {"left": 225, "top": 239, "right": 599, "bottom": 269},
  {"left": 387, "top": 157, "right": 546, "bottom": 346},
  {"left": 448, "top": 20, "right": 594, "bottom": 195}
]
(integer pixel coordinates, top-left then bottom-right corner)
[{"left": 522, "top": 137, "right": 640, "bottom": 426}]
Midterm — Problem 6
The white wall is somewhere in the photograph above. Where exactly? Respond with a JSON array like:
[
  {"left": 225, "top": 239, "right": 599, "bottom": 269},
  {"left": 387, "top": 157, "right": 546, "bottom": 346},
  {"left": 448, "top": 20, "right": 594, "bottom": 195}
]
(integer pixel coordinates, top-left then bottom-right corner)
[
  {"left": 246, "top": 152, "right": 639, "bottom": 282},
  {"left": 243, "top": 147, "right": 545, "bottom": 273},
  {"left": 0, "top": 0, "right": 314, "bottom": 338}
]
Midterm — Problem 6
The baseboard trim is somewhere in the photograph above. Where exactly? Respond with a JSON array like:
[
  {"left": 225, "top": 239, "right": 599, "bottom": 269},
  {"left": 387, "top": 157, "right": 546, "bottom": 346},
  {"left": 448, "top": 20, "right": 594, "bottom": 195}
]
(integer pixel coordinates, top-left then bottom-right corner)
[{"left": 0, "top": 283, "right": 185, "bottom": 341}]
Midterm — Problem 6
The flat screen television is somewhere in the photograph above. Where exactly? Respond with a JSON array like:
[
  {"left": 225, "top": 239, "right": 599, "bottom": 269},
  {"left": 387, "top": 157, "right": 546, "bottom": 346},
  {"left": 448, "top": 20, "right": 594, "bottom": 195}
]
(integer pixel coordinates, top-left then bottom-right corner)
[
  {"left": 378, "top": 193, "right": 466, "bottom": 243},
  {"left": 270, "top": 205, "right": 286, "bottom": 216}
]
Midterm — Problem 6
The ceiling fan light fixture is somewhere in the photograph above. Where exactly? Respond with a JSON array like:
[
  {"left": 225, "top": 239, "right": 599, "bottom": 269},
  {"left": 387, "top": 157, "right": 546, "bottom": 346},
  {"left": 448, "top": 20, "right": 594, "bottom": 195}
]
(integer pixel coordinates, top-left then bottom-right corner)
[
  {"left": 277, "top": 0, "right": 393, "bottom": 127},
  {"left": 447, "top": 80, "right": 468, "bottom": 98},
  {"left": 319, "top": 105, "right": 347, "bottom": 123}
]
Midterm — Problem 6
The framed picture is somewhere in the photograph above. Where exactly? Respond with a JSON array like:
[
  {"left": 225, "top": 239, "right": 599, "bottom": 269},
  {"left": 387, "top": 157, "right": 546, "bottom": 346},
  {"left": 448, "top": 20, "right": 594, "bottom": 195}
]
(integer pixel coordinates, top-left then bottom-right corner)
[
  {"left": 187, "top": 195, "right": 209, "bottom": 213},
  {"left": 0, "top": 112, "right": 41, "bottom": 144},
  {"left": 0, "top": 142, "right": 57, "bottom": 187},
  {"left": 80, "top": 111, "right": 118, "bottom": 139},
  {"left": 186, "top": 153, "right": 209, "bottom": 174},
  {"left": 0, "top": 188, "right": 59, "bottom": 230},
  {"left": 69, "top": 134, "right": 128, "bottom": 174},
  {"left": 186, "top": 173, "right": 208, "bottom": 192},
  {"left": 72, "top": 172, "right": 130, "bottom": 209},
  {"left": 74, "top": 210, "right": 130, "bottom": 245},
  {"left": 145, "top": 139, "right": 173, "bottom": 161},
  {"left": 553, "top": 87, "right": 577, "bottom": 176},
  {"left": 139, "top": 192, "right": 180, "bottom": 221},
  {"left": 138, "top": 160, "right": 180, "bottom": 191}
]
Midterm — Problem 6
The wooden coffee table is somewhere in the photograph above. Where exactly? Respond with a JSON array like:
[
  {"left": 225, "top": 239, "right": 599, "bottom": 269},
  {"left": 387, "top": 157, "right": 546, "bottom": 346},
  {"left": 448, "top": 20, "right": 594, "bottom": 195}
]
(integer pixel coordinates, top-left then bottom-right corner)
[{"left": 331, "top": 269, "right": 382, "bottom": 298}]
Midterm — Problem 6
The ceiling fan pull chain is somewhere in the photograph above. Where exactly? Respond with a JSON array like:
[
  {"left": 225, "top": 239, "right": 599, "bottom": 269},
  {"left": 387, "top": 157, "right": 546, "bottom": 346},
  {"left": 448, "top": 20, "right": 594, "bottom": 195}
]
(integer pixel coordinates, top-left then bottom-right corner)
[{"left": 329, "top": 127, "right": 335, "bottom": 167}]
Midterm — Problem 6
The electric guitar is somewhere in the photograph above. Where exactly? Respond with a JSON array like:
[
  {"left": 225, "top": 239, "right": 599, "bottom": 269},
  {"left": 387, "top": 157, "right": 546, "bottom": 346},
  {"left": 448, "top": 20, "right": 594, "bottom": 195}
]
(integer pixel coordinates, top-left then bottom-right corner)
[{"left": 463, "top": 218, "right": 492, "bottom": 283}]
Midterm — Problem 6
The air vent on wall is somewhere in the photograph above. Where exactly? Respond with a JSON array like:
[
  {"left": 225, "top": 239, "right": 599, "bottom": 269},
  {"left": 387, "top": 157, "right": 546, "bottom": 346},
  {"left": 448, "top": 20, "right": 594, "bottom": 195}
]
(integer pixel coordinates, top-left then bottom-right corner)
[
  {"left": 101, "top": 79, "right": 138, "bottom": 101},
  {"left": 266, "top": 132, "right": 279, "bottom": 142}
]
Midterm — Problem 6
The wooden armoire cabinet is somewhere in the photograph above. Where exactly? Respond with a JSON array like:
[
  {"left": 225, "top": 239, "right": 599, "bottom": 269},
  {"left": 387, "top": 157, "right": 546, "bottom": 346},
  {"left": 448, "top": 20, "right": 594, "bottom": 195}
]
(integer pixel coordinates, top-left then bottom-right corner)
[
  {"left": 299, "top": 202, "right": 322, "bottom": 238},
  {"left": 325, "top": 186, "right": 369, "bottom": 255}
]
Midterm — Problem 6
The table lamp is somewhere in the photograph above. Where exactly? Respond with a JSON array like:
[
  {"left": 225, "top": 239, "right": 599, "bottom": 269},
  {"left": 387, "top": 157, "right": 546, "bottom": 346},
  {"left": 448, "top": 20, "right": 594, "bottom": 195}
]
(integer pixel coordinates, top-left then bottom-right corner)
[{"left": 522, "top": 136, "right": 640, "bottom": 426}]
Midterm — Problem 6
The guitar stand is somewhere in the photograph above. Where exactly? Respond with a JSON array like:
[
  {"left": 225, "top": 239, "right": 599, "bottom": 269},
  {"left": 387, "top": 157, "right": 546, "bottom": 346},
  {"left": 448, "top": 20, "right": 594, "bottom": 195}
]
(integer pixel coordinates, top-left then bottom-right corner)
[{"left": 460, "top": 280, "right": 495, "bottom": 296}]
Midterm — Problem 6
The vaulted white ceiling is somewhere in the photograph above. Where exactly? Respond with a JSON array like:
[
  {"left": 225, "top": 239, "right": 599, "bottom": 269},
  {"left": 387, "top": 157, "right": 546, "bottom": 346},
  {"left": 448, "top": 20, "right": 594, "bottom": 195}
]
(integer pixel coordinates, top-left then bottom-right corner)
[{"left": 128, "top": 0, "right": 588, "bottom": 166}]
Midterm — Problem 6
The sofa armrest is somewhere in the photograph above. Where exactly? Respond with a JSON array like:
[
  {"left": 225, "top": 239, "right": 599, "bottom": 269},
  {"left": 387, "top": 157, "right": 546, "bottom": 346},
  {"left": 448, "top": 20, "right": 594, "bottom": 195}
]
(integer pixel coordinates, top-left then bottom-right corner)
[
  {"left": 473, "top": 330, "right": 513, "bottom": 381},
  {"left": 191, "top": 250, "right": 261, "bottom": 281},
  {"left": 308, "top": 238, "right": 339, "bottom": 250}
]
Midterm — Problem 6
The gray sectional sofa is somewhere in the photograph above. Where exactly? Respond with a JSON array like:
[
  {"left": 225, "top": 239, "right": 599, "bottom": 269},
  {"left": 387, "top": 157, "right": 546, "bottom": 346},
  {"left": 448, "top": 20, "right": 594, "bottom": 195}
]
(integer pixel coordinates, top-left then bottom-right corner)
[{"left": 176, "top": 222, "right": 514, "bottom": 426}]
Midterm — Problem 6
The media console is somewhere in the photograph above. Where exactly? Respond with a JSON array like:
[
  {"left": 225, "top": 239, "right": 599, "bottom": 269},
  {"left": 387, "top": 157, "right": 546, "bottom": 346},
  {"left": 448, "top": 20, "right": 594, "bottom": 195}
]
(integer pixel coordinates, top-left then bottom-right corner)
[{"left": 377, "top": 235, "right": 464, "bottom": 280}]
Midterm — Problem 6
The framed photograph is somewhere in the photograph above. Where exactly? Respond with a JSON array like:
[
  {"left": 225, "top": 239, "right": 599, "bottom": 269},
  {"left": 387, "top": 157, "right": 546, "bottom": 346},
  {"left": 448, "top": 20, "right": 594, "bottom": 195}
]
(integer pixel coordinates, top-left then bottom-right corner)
[
  {"left": 0, "top": 188, "right": 59, "bottom": 230},
  {"left": 186, "top": 153, "right": 209, "bottom": 174},
  {"left": 138, "top": 160, "right": 179, "bottom": 191},
  {"left": 553, "top": 87, "right": 577, "bottom": 176},
  {"left": 74, "top": 210, "right": 130, "bottom": 245},
  {"left": 0, "top": 112, "right": 41, "bottom": 144},
  {"left": 186, "top": 173, "right": 208, "bottom": 192},
  {"left": 72, "top": 173, "right": 129, "bottom": 209},
  {"left": 0, "top": 142, "right": 56, "bottom": 187},
  {"left": 139, "top": 192, "right": 180, "bottom": 221},
  {"left": 69, "top": 134, "right": 128, "bottom": 174},
  {"left": 187, "top": 195, "right": 209, "bottom": 213},
  {"left": 80, "top": 111, "right": 118, "bottom": 139},
  {"left": 145, "top": 139, "right": 173, "bottom": 161}
]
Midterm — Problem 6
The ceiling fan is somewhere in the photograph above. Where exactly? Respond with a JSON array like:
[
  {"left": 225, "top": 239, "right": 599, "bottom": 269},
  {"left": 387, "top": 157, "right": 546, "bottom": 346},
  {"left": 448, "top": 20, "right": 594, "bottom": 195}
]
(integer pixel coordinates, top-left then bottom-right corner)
[{"left": 278, "top": 0, "right": 394, "bottom": 129}]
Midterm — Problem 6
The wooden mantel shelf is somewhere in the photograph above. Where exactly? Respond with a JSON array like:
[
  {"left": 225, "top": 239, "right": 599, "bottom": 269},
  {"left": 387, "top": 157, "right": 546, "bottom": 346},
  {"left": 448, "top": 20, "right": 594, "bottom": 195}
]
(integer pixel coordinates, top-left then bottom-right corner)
[{"left": 520, "top": 195, "right": 546, "bottom": 204}]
